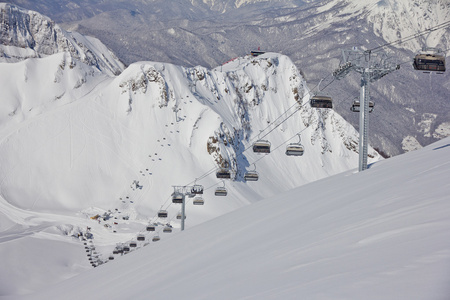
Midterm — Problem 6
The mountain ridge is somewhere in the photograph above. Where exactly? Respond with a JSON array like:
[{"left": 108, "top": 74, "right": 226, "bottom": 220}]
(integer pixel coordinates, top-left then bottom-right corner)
[{"left": 0, "top": 2, "right": 125, "bottom": 75}]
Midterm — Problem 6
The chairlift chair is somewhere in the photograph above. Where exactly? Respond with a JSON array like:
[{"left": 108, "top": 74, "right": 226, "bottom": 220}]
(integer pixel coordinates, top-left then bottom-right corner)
[
  {"left": 158, "top": 210, "right": 168, "bottom": 218},
  {"left": 109, "top": 256, "right": 114, "bottom": 260},
  {"left": 413, "top": 47, "right": 446, "bottom": 73},
  {"left": 152, "top": 235, "right": 160, "bottom": 242},
  {"left": 286, "top": 134, "right": 304, "bottom": 156},
  {"left": 215, "top": 187, "right": 228, "bottom": 196},
  {"left": 146, "top": 225, "right": 155, "bottom": 231},
  {"left": 193, "top": 197, "right": 205, "bottom": 205},
  {"left": 130, "top": 241, "right": 137, "bottom": 247},
  {"left": 176, "top": 212, "right": 186, "bottom": 220},
  {"left": 251, "top": 50, "right": 265, "bottom": 56},
  {"left": 137, "top": 234, "right": 145, "bottom": 241},
  {"left": 286, "top": 144, "right": 304, "bottom": 156},
  {"left": 252, "top": 140, "right": 271, "bottom": 153},
  {"left": 244, "top": 171, "right": 259, "bottom": 181},
  {"left": 216, "top": 168, "right": 231, "bottom": 179},
  {"left": 123, "top": 246, "right": 130, "bottom": 252},
  {"left": 350, "top": 100, "right": 374, "bottom": 113},
  {"left": 191, "top": 184, "right": 204, "bottom": 195},
  {"left": 172, "top": 193, "right": 183, "bottom": 204},
  {"left": 310, "top": 95, "right": 333, "bottom": 108},
  {"left": 163, "top": 226, "right": 173, "bottom": 233}
]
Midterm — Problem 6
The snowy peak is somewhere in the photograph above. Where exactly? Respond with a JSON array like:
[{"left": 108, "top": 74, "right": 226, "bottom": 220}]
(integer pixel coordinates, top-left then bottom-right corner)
[{"left": 0, "top": 3, "right": 124, "bottom": 75}]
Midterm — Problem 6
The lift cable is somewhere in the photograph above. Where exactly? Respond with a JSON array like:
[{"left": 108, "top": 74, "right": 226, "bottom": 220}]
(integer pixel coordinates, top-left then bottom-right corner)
[{"left": 368, "top": 20, "right": 450, "bottom": 53}]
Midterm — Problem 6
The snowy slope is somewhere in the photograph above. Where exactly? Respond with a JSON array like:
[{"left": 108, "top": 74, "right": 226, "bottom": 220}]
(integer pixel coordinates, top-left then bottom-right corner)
[
  {"left": 9, "top": 130, "right": 450, "bottom": 300},
  {"left": 0, "top": 51, "right": 110, "bottom": 137},
  {"left": 0, "top": 52, "right": 378, "bottom": 296}
]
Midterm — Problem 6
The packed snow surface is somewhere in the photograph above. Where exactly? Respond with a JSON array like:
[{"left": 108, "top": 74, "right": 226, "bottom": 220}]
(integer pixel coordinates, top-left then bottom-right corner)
[{"left": 8, "top": 133, "right": 450, "bottom": 300}]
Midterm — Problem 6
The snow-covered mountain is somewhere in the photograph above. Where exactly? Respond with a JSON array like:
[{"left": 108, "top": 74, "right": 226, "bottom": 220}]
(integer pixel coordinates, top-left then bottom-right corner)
[
  {"left": 1, "top": 4, "right": 448, "bottom": 298},
  {"left": 0, "top": 6, "right": 383, "bottom": 295},
  {"left": 8, "top": 0, "right": 448, "bottom": 156},
  {"left": 0, "top": 3, "right": 124, "bottom": 75}
]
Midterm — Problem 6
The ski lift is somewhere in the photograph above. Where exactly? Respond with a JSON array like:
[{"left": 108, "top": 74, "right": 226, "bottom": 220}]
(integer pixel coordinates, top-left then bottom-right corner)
[
  {"left": 215, "top": 181, "right": 227, "bottom": 196},
  {"left": 172, "top": 192, "right": 184, "bottom": 204},
  {"left": 130, "top": 241, "right": 137, "bottom": 247},
  {"left": 137, "top": 234, "right": 145, "bottom": 241},
  {"left": 193, "top": 196, "right": 205, "bottom": 205},
  {"left": 244, "top": 171, "right": 259, "bottom": 181},
  {"left": 244, "top": 164, "right": 259, "bottom": 182},
  {"left": 286, "top": 134, "right": 304, "bottom": 156},
  {"left": 252, "top": 140, "right": 271, "bottom": 153},
  {"left": 191, "top": 184, "right": 204, "bottom": 195},
  {"left": 163, "top": 225, "right": 173, "bottom": 233},
  {"left": 109, "top": 256, "right": 114, "bottom": 260},
  {"left": 158, "top": 210, "right": 168, "bottom": 218},
  {"left": 310, "top": 95, "right": 333, "bottom": 108},
  {"left": 216, "top": 168, "right": 231, "bottom": 179},
  {"left": 215, "top": 187, "right": 227, "bottom": 196},
  {"left": 251, "top": 50, "right": 265, "bottom": 57},
  {"left": 310, "top": 79, "right": 333, "bottom": 108},
  {"left": 146, "top": 225, "right": 156, "bottom": 231},
  {"left": 350, "top": 100, "right": 374, "bottom": 113},
  {"left": 176, "top": 212, "right": 186, "bottom": 220},
  {"left": 413, "top": 47, "right": 446, "bottom": 73},
  {"left": 152, "top": 235, "right": 160, "bottom": 242},
  {"left": 123, "top": 246, "right": 130, "bottom": 252}
]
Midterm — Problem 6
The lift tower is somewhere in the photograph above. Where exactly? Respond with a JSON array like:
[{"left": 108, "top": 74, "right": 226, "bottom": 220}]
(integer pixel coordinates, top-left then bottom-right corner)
[
  {"left": 333, "top": 47, "right": 399, "bottom": 171},
  {"left": 172, "top": 184, "right": 204, "bottom": 231}
]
